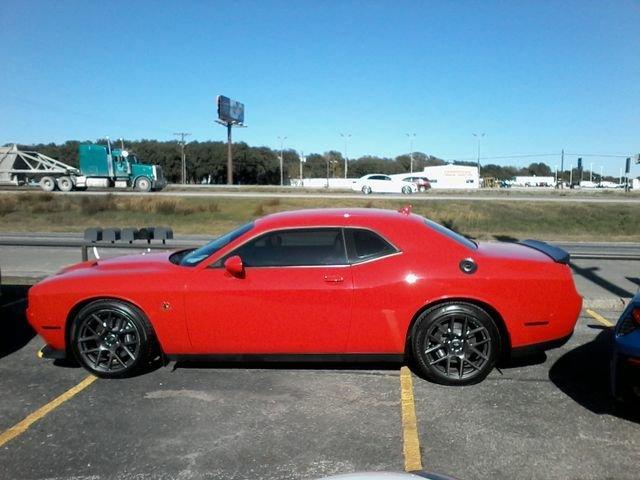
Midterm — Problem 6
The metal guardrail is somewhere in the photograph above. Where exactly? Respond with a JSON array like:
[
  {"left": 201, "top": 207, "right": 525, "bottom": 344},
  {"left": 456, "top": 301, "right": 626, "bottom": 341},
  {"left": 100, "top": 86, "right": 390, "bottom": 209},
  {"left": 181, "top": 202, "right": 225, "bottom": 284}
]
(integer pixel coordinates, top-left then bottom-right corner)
[
  {"left": 0, "top": 239, "right": 639, "bottom": 262},
  {"left": 0, "top": 239, "right": 196, "bottom": 262}
]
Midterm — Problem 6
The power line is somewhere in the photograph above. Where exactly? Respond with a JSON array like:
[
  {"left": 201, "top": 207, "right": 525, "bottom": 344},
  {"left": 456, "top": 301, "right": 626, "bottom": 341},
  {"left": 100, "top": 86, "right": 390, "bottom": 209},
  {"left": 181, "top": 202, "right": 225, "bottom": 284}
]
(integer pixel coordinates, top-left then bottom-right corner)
[{"left": 173, "top": 132, "right": 191, "bottom": 184}]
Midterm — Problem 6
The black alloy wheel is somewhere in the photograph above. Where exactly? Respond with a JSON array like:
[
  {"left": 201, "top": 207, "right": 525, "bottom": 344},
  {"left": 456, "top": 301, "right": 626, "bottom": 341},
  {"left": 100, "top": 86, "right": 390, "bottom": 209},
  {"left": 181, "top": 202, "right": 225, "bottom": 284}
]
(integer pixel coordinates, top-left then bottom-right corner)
[
  {"left": 71, "top": 300, "right": 156, "bottom": 378},
  {"left": 411, "top": 302, "right": 501, "bottom": 385}
]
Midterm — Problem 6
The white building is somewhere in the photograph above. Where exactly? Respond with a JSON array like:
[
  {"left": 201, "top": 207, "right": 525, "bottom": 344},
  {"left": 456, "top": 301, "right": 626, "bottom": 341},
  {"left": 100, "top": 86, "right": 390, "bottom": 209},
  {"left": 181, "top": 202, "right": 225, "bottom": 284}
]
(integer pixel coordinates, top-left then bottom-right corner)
[
  {"left": 512, "top": 176, "right": 555, "bottom": 187},
  {"left": 422, "top": 164, "right": 479, "bottom": 189}
]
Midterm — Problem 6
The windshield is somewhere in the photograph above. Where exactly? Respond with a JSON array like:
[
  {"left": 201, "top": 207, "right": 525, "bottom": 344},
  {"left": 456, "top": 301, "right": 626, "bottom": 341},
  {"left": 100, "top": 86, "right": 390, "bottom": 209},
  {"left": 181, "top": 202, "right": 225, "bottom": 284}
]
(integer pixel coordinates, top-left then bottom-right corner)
[
  {"left": 423, "top": 218, "right": 477, "bottom": 250},
  {"left": 179, "top": 222, "right": 254, "bottom": 266}
]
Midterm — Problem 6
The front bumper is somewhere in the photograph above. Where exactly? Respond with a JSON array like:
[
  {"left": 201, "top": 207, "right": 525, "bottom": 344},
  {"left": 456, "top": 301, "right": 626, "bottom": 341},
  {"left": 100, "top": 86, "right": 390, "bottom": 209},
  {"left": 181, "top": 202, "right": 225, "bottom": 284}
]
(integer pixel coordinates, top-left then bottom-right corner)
[{"left": 38, "top": 344, "right": 67, "bottom": 360}]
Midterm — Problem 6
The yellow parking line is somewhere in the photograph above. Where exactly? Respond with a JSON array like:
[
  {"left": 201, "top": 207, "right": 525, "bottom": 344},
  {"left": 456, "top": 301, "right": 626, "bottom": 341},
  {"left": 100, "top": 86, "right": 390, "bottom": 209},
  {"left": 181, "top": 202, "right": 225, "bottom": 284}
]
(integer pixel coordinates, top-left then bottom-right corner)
[
  {"left": 585, "top": 308, "right": 614, "bottom": 328},
  {"left": 0, "top": 375, "right": 96, "bottom": 448},
  {"left": 400, "top": 366, "right": 423, "bottom": 471}
]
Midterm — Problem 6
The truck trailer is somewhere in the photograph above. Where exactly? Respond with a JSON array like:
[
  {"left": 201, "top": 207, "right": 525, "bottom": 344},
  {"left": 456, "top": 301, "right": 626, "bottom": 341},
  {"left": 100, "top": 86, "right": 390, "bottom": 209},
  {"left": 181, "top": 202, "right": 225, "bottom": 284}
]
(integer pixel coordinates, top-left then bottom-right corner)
[{"left": 0, "top": 141, "right": 166, "bottom": 192}]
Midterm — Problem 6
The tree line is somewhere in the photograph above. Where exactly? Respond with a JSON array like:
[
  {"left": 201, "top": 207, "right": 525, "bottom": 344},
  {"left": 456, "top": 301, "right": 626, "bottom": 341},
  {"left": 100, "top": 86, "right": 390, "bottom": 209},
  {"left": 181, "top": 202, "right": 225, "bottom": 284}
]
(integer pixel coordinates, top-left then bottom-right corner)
[{"left": 13, "top": 140, "right": 618, "bottom": 184}]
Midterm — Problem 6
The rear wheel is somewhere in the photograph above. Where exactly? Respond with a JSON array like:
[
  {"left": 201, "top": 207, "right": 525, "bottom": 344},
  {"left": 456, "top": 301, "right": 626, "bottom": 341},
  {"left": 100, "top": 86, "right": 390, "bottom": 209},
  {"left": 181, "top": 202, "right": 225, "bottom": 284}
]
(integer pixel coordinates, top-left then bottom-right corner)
[
  {"left": 39, "top": 176, "right": 56, "bottom": 192},
  {"left": 361, "top": 185, "right": 372, "bottom": 195},
  {"left": 71, "top": 299, "right": 157, "bottom": 378},
  {"left": 56, "top": 176, "right": 73, "bottom": 192},
  {"left": 411, "top": 302, "right": 501, "bottom": 385},
  {"left": 134, "top": 176, "right": 152, "bottom": 192},
  {"left": 402, "top": 185, "right": 413, "bottom": 195}
]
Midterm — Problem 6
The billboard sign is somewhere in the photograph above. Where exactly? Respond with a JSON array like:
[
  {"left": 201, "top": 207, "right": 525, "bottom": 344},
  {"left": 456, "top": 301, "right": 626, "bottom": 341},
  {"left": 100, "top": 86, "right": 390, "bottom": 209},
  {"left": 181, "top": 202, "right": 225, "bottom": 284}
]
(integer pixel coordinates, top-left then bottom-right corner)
[{"left": 217, "top": 95, "right": 244, "bottom": 125}]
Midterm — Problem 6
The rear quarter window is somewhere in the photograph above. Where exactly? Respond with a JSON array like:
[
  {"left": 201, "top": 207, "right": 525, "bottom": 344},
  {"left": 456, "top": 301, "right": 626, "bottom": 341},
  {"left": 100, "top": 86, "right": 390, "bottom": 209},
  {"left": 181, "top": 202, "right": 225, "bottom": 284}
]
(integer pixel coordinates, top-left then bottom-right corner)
[{"left": 345, "top": 228, "right": 398, "bottom": 263}]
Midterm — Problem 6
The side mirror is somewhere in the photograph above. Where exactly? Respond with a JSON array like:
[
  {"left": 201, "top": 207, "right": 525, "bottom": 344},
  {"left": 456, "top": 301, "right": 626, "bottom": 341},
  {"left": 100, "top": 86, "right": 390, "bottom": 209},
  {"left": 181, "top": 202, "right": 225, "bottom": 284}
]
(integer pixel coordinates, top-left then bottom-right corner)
[{"left": 224, "top": 255, "right": 245, "bottom": 278}]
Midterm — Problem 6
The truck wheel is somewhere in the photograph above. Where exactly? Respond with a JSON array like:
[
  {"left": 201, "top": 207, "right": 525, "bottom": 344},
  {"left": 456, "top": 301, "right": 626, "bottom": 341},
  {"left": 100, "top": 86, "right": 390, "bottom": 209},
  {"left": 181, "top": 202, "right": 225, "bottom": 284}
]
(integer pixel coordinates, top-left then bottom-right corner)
[
  {"left": 134, "top": 177, "right": 152, "bottom": 192},
  {"left": 40, "top": 176, "right": 56, "bottom": 192},
  {"left": 56, "top": 176, "right": 73, "bottom": 192}
]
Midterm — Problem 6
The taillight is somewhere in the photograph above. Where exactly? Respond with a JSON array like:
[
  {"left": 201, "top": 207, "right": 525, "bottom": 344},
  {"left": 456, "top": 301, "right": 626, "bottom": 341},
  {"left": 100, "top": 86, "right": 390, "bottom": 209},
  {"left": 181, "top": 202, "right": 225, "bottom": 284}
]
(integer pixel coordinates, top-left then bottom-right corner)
[{"left": 617, "top": 307, "right": 640, "bottom": 336}]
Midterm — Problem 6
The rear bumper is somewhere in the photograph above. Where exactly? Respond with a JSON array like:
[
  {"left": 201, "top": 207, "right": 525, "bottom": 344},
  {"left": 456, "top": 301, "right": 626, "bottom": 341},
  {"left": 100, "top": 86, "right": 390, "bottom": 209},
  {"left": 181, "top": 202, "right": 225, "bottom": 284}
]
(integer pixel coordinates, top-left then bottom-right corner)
[{"left": 510, "top": 331, "right": 573, "bottom": 357}]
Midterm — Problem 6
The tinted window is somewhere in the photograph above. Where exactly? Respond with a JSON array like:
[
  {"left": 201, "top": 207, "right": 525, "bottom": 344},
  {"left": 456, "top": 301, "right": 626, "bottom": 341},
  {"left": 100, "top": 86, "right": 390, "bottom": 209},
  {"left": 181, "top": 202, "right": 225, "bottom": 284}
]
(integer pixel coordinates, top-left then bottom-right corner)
[
  {"left": 423, "top": 219, "right": 477, "bottom": 250},
  {"left": 345, "top": 228, "right": 397, "bottom": 262},
  {"left": 369, "top": 175, "right": 386, "bottom": 180},
  {"left": 233, "top": 228, "right": 347, "bottom": 267},
  {"left": 179, "top": 222, "right": 254, "bottom": 266}
]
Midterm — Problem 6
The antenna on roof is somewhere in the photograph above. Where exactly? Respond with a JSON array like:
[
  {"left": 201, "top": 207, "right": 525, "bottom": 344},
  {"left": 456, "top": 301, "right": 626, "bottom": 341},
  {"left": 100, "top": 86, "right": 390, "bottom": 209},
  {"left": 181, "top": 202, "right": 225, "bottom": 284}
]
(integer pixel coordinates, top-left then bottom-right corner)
[{"left": 398, "top": 205, "right": 413, "bottom": 215}]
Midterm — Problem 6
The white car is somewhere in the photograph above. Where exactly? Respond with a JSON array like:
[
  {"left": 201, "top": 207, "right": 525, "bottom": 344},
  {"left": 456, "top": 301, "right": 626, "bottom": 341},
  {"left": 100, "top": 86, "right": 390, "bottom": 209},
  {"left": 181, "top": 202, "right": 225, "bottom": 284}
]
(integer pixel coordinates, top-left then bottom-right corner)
[{"left": 352, "top": 174, "right": 418, "bottom": 195}]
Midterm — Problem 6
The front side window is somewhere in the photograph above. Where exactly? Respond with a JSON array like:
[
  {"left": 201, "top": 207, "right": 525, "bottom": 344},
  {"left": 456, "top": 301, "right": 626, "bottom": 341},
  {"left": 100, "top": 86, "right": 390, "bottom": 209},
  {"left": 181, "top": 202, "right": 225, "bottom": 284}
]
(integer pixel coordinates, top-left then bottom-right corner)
[
  {"left": 231, "top": 228, "right": 347, "bottom": 267},
  {"left": 345, "top": 228, "right": 398, "bottom": 263},
  {"left": 179, "top": 222, "right": 254, "bottom": 266}
]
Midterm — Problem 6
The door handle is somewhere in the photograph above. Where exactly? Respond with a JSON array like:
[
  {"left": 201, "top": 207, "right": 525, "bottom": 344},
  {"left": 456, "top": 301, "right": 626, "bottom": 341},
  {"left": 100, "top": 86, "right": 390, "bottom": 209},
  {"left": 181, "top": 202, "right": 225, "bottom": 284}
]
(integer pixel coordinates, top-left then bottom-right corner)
[{"left": 323, "top": 274, "right": 344, "bottom": 283}]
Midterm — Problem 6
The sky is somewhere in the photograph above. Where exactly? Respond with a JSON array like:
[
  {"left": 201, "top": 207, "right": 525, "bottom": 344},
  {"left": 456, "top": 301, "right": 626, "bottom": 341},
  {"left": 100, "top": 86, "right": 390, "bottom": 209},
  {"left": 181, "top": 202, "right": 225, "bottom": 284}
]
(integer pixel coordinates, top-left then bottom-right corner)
[{"left": 0, "top": 0, "right": 638, "bottom": 175}]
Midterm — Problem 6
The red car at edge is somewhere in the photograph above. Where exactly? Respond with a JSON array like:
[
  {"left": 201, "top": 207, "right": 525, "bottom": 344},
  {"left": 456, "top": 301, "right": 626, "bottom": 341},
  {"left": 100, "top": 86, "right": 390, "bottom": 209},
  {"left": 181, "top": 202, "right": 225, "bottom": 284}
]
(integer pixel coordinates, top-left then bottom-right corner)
[{"left": 27, "top": 207, "right": 582, "bottom": 385}]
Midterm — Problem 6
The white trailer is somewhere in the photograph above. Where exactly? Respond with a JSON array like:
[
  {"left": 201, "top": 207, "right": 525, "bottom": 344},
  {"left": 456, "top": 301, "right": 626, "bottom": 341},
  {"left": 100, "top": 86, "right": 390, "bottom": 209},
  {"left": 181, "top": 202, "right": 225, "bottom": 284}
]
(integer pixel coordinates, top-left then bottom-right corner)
[
  {"left": 422, "top": 165, "right": 479, "bottom": 189},
  {"left": 0, "top": 144, "right": 80, "bottom": 191}
]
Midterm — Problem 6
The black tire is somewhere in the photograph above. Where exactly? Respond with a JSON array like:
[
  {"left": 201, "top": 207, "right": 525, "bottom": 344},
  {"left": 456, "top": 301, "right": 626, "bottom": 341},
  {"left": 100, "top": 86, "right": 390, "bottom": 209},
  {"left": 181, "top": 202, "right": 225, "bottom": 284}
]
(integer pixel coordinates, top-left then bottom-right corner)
[
  {"left": 411, "top": 302, "right": 501, "bottom": 386},
  {"left": 362, "top": 185, "right": 372, "bottom": 195},
  {"left": 40, "top": 176, "right": 56, "bottom": 192},
  {"left": 71, "top": 299, "right": 157, "bottom": 378},
  {"left": 134, "top": 176, "right": 152, "bottom": 192},
  {"left": 56, "top": 176, "right": 74, "bottom": 192}
]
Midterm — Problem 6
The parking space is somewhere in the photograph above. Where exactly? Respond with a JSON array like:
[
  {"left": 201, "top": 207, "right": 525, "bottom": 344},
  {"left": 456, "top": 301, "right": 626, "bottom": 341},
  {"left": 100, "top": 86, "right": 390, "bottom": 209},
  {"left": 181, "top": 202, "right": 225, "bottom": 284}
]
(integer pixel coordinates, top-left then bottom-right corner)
[{"left": 1, "top": 289, "right": 639, "bottom": 480}]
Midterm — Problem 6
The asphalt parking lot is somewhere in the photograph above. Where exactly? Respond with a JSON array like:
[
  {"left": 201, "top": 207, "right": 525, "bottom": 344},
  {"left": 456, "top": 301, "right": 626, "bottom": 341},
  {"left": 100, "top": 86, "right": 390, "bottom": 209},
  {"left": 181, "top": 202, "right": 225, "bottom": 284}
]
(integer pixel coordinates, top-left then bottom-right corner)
[{"left": 1, "top": 284, "right": 639, "bottom": 480}]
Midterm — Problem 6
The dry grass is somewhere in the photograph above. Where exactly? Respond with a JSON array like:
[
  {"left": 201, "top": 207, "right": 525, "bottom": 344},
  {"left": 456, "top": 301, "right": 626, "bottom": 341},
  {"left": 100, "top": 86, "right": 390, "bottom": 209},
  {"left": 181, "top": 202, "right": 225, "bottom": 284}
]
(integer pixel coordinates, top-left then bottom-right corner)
[{"left": 0, "top": 192, "right": 639, "bottom": 241}]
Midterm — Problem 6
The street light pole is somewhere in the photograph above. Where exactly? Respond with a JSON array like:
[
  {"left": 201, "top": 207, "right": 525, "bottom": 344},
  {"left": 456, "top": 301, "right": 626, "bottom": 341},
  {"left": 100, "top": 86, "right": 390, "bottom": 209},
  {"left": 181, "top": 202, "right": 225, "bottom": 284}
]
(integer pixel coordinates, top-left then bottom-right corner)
[
  {"left": 406, "top": 133, "right": 416, "bottom": 173},
  {"left": 299, "top": 151, "right": 305, "bottom": 184},
  {"left": 277, "top": 136, "right": 287, "bottom": 186},
  {"left": 472, "top": 133, "right": 485, "bottom": 176},
  {"left": 569, "top": 163, "right": 573, "bottom": 186},
  {"left": 340, "top": 133, "right": 351, "bottom": 179}
]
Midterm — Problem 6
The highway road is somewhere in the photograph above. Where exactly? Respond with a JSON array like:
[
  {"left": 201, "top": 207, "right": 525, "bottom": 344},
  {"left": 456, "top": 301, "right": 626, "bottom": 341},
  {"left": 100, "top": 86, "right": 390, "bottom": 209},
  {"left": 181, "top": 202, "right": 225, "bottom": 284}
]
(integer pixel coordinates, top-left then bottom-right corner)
[{"left": 2, "top": 188, "right": 640, "bottom": 203}]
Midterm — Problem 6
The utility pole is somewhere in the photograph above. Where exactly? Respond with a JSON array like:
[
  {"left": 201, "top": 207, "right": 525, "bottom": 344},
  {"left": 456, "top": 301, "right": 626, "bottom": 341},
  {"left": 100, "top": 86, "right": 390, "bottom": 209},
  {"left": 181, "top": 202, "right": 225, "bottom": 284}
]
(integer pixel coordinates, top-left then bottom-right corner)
[
  {"left": 560, "top": 149, "right": 565, "bottom": 187},
  {"left": 406, "top": 133, "right": 416, "bottom": 173},
  {"left": 277, "top": 136, "right": 287, "bottom": 186},
  {"left": 472, "top": 133, "right": 485, "bottom": 176},
  {"left": 590, "top": 162, "right": 594, "bottom": 183},
  {"left": 174, "top": 132, "right": 191, "bottom": 184},
  {"left": 340, "top": 133, "right": 351, "bottom": 179}
]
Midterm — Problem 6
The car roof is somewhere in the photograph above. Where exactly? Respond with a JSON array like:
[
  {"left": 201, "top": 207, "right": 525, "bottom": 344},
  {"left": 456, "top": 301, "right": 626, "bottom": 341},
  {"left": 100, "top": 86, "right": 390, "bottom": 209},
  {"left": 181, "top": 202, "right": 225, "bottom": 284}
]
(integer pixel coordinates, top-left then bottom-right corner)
[{"left": 255, "top": 207, "right": 419, "bottom": 229}]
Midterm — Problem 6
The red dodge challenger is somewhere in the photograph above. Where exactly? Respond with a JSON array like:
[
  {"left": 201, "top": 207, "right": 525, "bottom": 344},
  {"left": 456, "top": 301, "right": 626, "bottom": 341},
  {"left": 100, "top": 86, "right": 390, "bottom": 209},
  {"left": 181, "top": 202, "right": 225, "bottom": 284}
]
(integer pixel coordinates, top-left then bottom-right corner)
[{"left": 27, "top": 207, "right": 582, "bottom": 385}]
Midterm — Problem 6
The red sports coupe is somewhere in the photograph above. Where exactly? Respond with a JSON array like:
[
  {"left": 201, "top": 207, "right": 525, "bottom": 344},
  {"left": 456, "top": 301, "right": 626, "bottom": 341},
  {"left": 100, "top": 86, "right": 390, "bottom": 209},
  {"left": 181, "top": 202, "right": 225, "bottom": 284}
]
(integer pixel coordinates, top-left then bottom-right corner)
[{"left": 27, "top": 208, "right": 582, "bottom": 385}]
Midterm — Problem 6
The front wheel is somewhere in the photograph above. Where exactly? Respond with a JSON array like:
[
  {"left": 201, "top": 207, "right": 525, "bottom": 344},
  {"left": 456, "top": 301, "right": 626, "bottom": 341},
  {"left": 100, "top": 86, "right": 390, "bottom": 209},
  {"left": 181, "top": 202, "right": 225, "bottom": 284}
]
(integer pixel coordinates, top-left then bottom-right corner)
[
  {"left": 402, "top": 185, "right": 413, "bottom": 195},
  {"left": 71, "top": 299, "right": 157, "bottom": 378},
  {"left": 134, "top": 177, "right": 152, "bottom": 192},
  {"left": 411, "top": 302, "right": 501, "bottom": 385}
]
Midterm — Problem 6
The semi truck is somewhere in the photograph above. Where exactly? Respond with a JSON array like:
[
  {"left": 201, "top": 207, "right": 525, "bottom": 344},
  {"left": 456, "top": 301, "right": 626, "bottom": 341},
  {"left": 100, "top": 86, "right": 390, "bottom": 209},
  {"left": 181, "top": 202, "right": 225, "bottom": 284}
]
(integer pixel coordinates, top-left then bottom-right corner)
[{"left": 0, "top": 141, "right": 166, "bottom": 192}]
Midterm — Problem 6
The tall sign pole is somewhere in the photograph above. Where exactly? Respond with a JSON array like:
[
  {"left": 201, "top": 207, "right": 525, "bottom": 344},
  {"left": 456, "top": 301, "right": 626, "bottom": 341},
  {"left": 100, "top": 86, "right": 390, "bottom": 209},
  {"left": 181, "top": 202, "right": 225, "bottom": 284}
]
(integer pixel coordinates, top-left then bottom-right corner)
[{"left": 216, "top": 95, "right": 245, "bottom": 185}]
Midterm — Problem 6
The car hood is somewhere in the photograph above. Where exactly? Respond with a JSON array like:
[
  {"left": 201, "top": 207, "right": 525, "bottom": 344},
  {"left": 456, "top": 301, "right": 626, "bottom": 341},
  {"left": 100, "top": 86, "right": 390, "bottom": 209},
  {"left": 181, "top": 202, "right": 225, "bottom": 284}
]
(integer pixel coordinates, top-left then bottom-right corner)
[{"left": 57, "top": 251, "right": 174, "bottom": 276}]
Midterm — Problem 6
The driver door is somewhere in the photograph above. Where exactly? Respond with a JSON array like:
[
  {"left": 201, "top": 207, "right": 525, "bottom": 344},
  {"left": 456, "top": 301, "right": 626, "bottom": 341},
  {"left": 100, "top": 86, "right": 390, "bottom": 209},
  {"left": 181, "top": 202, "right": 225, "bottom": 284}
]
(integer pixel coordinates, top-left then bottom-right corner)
[{"left": 185, "top": 228, "right": 353, "bottom": 354}]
